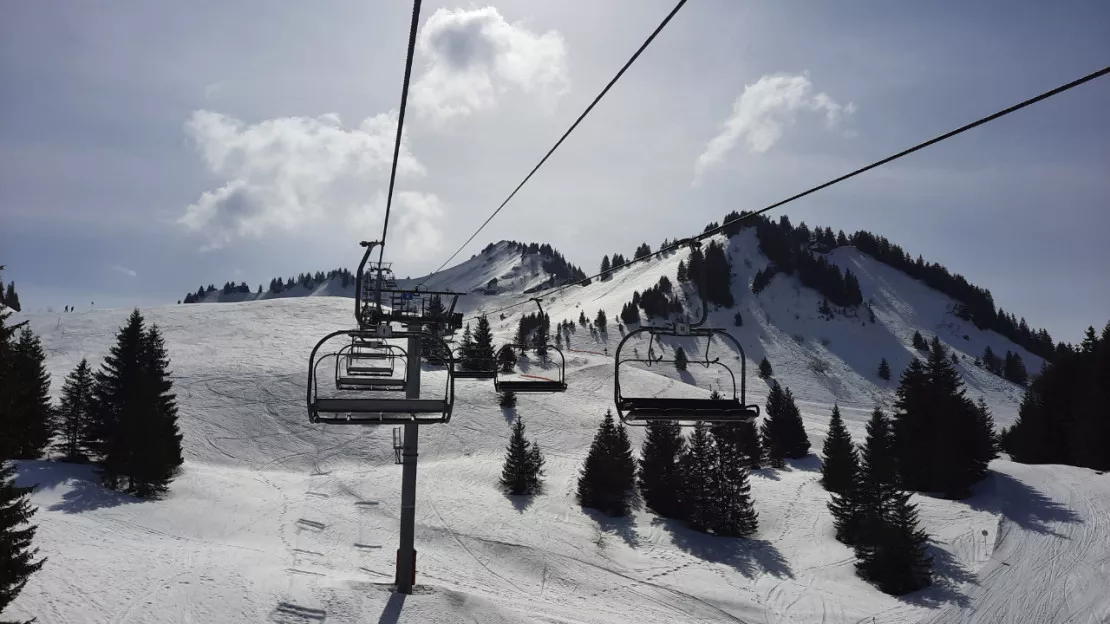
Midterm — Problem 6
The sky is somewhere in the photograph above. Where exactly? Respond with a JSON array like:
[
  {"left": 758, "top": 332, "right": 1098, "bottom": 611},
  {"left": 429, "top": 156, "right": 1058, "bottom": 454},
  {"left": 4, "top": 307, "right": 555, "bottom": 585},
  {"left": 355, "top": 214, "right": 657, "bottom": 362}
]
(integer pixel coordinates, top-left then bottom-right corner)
[{"left": 1, "top": 0, "right": 1107, "bottom": 343}]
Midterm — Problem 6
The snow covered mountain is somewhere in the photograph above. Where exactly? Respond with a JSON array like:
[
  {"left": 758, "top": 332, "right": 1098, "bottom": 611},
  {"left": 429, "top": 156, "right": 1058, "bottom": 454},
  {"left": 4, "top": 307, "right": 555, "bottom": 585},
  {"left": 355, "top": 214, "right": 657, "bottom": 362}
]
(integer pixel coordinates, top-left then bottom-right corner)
[{"left": 7, "top": 232, "right": 1106, "bottom": 623}]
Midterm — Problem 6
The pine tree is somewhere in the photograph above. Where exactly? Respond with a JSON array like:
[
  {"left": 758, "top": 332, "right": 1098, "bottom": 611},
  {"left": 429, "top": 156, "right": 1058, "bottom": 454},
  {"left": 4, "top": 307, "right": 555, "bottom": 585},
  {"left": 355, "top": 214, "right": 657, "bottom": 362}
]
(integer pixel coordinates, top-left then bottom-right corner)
[
  {"left": 600, "top": 255, "right": 611, "bottom": 278},
  {"left": 710, "top": 423, "right": 759, "bottom": 537},
  {"left": 6, "top": 328, "right": 54, "bottom": 460},
  {"left": 577, "top": 409, "right": 637, "bottom": 516},
  {"left": 855, "top": 488, "right": 932, "bottom": 595},
  {"left": 579, "top": 311, "right": 587, "bottom": 326},
  {"left": 982, "top": 345, "right": 1000, "bottom": 375},
  {"left": 129, "top": 324, "right": 183, "bottom": 497},
  {"left": 758, "top": 357, "right": 773, "bottom": 379},
  {"left": 0, "top": 291, "right": 27, "bottom": 461},
  {"left": 56, "top": 358, "right": 95, "bottom": 462},
  {"left": 472, "top": 316, "right": 496, "bottom": 371},
  {"left": 499, "top": 390, "right": 517, "bottom": 408},
  {"left": 736, "top": 419, "right": 763, "bottom": 470},
  {"left": 458, "top": 324, "right": 476, "bottom": 371},
  {"left": 1003, "top": 351, "right": 1028, "bottom": 385},
  {"left": 679, "top": 422, "right": 718, "bottom": 532},
  {"left": 497, "top": 345, "right": 516, "bottom": 373},
  {"left": 676, "top": 260, "right": 688, "bottom": 283},
  {"left": 845, "top": 407, "right": 899, "bottom": 548},
  {"left": 3, "top": 283, "right": 19, "bottom": 312},
  {"left": 638, "top": 420, "right": 686, "bottom": 519},
  {"left": 761, "top": 383, "right": 809, "bottom": 465},
  {"left": 500, "top": 418, "right": 545, "bottom": 495},
  {"left": 821, "top": 405, "right": 858, "bottom": 494},
  {"left": 595, "top": 310, "right": 607, "bottom": 333},
  {"left": 674, "top": 347, "right": 688, "bottom": 371},
  {"left": 878, "top": 357, "right": 891, "bottom": 381},
  {"left": 0, "top": 460, "right": 45, "bottom": 617},
  {"left": 912, "top": 331, "right": 927, "bottom": 351},
  {"left": 733, "top": 311, "right": 743, "bottom": 327}
]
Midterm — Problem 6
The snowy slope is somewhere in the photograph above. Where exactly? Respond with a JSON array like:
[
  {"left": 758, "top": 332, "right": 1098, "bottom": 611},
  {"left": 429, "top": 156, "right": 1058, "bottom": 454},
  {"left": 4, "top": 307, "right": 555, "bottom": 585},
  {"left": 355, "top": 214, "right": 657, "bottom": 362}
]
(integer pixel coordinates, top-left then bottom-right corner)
[{"left": 7, "top": 296, "right": 1107, "bottom": 624}]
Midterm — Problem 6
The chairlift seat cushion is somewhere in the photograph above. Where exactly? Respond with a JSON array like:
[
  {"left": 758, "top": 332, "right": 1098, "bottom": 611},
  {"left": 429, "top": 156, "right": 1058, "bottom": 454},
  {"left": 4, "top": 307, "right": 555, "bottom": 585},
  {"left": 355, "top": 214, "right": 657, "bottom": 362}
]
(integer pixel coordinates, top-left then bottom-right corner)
[
  {"left": 619, "top": 397, "right": 759, "bottom": 421},
  {"left": 336, "top": 377, "right": 407, "bottom": 390},
  {"left": 314, "top": 398, "right": 445, "bottom": 413},
  {"left": 347, "top": 365, "right": 393, "bottom": 375},
  {"left": 452, "top": 370, "right": 497, "bottom": 380},
  {"left": 496, "top": 380, "right": 567, "bottom": 393}
]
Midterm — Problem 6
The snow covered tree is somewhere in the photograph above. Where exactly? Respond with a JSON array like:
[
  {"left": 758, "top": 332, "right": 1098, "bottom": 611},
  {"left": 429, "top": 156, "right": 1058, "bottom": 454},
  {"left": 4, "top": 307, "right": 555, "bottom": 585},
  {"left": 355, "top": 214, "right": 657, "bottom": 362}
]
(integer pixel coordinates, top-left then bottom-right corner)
[
  {"left": 878, "top": 357, "right": 891, "bottom": 381},
  {"left": 5, "top": 327, "right": 53, "bottom": 460},
  {"left": 500, "top": 418, "right": 545, "bottom": 495},
  {"left": 758, "top": 357, "right": 773, "bottom": 379},
  {"left": 855, "top": 488, "right": 932, "bottom": 595},
  {"left": 0, "top": 460, "right": 45, "bottom": 618},
  {"left": 56, "top": 358, "right": 95, "bottom": 462},
  {"left": 761, "top": 383, "right": 809, "bottom": 466},
  {"left": 912, "top": 331, "right": 927, "bottom": 351},
  {"left": 674, "top": 347, "right": 688, "bottom": 371},
  {"left": 637, "top": 420, "right": 686, "bottom": 519},
  {"left": 679, "top": 421, "right": 717, "bottom": 532},
  {"left": 821, "top": 404, "right": 858, "bottom": 494},
  {"left": 577, "top": 409, "right": 637, "bottom": 516},
  {"left": 710, "top": 423, "right": 759, "bottom": 536}
]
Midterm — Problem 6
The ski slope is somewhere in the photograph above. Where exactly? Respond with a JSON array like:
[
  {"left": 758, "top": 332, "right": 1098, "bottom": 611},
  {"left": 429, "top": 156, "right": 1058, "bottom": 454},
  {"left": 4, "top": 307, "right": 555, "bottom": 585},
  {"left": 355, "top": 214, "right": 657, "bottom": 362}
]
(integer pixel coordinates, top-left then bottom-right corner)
[{"left": 7, "top": 239, "right": 1107, "bottom": 623}]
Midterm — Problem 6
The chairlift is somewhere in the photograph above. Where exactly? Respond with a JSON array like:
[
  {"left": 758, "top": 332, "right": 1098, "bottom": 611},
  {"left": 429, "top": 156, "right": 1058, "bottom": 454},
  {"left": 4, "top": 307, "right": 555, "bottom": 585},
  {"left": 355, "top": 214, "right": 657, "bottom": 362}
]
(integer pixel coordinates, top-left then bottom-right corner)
[
  {"left": 336, "top": 342, "right": 405, "bottom": 389},
  {"left": 493, "top": 298, "right": 567, "bottom": 393},
  {"left": 612, "top": 240, "right": 759, "bottom": 426},
  {"left": 308, "top": 328, "right": 455, "bottom": 425}
]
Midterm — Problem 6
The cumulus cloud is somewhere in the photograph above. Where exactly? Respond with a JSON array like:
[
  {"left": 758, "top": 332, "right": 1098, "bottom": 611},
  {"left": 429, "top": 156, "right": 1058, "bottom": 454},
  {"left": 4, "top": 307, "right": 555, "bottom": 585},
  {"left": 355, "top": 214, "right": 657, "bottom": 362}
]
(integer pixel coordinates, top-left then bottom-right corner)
[
  {"left": 411, "top": 6, "right": 570, "bottom": 121},
  {"left": 693, "top": 73, "right": 855, "bottom": 184},
  {"left": 178, "top": 110, "right": 443, "bottom": 254},
  {"left": 110, "top": 265, "right": 137, "bottom": 277}
]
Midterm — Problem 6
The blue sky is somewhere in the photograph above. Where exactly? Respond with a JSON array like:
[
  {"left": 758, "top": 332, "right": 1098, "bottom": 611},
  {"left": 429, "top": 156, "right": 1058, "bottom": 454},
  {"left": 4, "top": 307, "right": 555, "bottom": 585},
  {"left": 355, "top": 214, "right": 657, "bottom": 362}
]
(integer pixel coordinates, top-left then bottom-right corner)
[{"left": 1, "top": 0, "right": 1107, "bottom": 343}]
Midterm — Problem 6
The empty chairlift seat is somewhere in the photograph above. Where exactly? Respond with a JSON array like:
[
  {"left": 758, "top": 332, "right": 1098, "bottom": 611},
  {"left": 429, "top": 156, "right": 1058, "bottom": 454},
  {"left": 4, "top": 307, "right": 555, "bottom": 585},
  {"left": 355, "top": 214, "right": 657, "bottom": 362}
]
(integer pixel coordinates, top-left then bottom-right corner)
[{"left": 307, "top": 329, "right": 455, "bottom": 425}]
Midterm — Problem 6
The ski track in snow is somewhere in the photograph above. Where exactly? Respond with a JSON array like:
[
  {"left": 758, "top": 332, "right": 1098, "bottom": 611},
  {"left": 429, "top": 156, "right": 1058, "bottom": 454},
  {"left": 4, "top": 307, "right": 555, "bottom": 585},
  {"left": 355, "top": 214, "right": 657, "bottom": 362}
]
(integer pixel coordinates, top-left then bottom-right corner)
[{"left": 7, "top": 236, "right": 1107, "bottom": 623}]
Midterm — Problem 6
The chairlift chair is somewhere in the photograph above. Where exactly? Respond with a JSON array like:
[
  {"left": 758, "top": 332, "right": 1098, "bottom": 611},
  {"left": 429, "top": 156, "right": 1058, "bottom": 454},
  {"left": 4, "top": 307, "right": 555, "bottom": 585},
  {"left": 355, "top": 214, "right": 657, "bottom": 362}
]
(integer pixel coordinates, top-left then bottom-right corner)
[
  {"left": 450, "top": 347, "right": 498, "bottom": 380},
  {"left": 308, "top": 328, "right": 455, "bottom": 425},
  {"left": 612, "top": 238, "right": 759, "bottom": 426},
  {"left": 492, "top": 298, "right": 568, "bottom": 393}
]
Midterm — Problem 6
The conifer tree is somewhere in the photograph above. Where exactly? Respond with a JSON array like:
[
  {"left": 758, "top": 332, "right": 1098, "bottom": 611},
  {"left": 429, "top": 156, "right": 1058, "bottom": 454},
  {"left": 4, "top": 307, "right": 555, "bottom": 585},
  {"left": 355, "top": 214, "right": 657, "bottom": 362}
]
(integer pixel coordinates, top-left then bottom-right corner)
[
  {"left": 7, "top": 327, "right": 53, "bottom": 460},
  {"left": 130, "top": 324, "right": 183, "bottom": 497},
  {"left": 912, "top": 331, "right": 927, "bottom": 351},
  {"left": 638, "top": 420, "right": 686, "bottom": 519},
  {"left": 500, "top": 418, "right": 545, "bottom": 495},
  {"left": 821, "top": 405, "right": 858, "bottom": 494},
  {"left": 855, "top": 488, "right": 932, "bottom": 595},
  {"left": 1003, "top": 351, "right": 1028, "bottom": 385},
  {"left": 981, "top": 345, "right": 1000, "bottom": 375},
  {"left": 56, "top": 358, "right": 95, "bottom": 462},
  {"left": 577, "top": 409, "right": 637, "bottom": 516},
  {"left": 761, "top": 383, "right": 809, "bottom": 465},
  {"left": 600, "top": 255, "right": 611, "bottom": 278},
  {"left": 0, "top": 291, "right": 27, "bottom": 460},
  {"left": 595, "top": 310, "right": 607, "bottom": 333},
  {"left": 3, "top": 283, "right": 19, "bottom": 312},
  {"left": 679, "top": 421, "right": 717, "bottom": 532},
  {"left": 758, "top": 357, "right": 773, "bottom": 379},
  {"left": 0, "top": 460, "right": 45, "bottom": 618},
  {"left": 579, "top": 311, "right": 587, "bottom": 326},
  {"left": 458, "top": 324, "right": 475, "bottom": 370},
  {"left": 499, "top": 390, "right": 517, "bottom": 408},
  {"left": 676, "top": 260, "right": 688, "bottom": 283},
  {"left": 837, "top": 407, "right": 898, "bottom": 548},
  {"left": 736, "top": 419, "right": 763, "bottom": 470},
  {"left": 710, "top": 423, "right": 759, "bottom": 537},
  {"left": 674, "top": 347, "right": 688, "bottom": 371},
  {"left": 497, "top": 345, "right": 516, "bottom": 373},
  {"left": 878, "top": 357, "right": 891, "bottom": 381},
  {"left": 472, "top": 316, "right": 496, "bottom": 371}
]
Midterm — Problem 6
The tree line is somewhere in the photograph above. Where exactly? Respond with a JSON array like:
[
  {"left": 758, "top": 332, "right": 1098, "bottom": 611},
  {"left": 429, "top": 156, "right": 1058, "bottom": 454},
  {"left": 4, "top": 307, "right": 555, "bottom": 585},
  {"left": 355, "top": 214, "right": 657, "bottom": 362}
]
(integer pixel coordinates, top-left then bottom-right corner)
[
  {"left": 182, "top": 268, "right": 354, "bottom": 303},
  {"left": 0, "top": 279, "right": 20, "bottom": 312},
  {"left": 1001, "top": 322, "right": 1110, "bottom": 471}
]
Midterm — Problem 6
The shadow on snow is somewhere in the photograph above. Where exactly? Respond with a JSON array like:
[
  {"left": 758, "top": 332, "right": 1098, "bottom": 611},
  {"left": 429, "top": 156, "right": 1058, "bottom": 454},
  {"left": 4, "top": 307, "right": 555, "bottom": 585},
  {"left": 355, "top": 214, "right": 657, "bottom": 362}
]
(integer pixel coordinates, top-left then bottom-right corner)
[{"left": 653, "top": 516, "right": 793, "bottom": 579}]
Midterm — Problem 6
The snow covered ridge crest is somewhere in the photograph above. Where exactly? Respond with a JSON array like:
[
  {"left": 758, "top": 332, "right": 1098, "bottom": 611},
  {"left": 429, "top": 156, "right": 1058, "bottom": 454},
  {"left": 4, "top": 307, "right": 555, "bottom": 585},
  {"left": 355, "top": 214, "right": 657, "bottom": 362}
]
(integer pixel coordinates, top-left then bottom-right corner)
[{"left": 177, "top": 239, "right": 587, "bottom": 304}]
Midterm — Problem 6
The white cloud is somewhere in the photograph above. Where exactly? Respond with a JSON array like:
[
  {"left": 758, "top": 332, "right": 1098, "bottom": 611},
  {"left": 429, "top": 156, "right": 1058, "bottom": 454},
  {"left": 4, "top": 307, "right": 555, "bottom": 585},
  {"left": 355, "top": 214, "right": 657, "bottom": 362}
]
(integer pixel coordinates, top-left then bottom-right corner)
[
  {"left": 110, "top": 265, "right": 137, "bottom": 277},
  {"left": 178, "top": 110, "right": 444, "bottom": 254},
  {"left": 411, "top": 7, "right": 570, "bottom": 122},
  {"left": 693, "top": 72, "right": 855, "bottom": 184}
]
